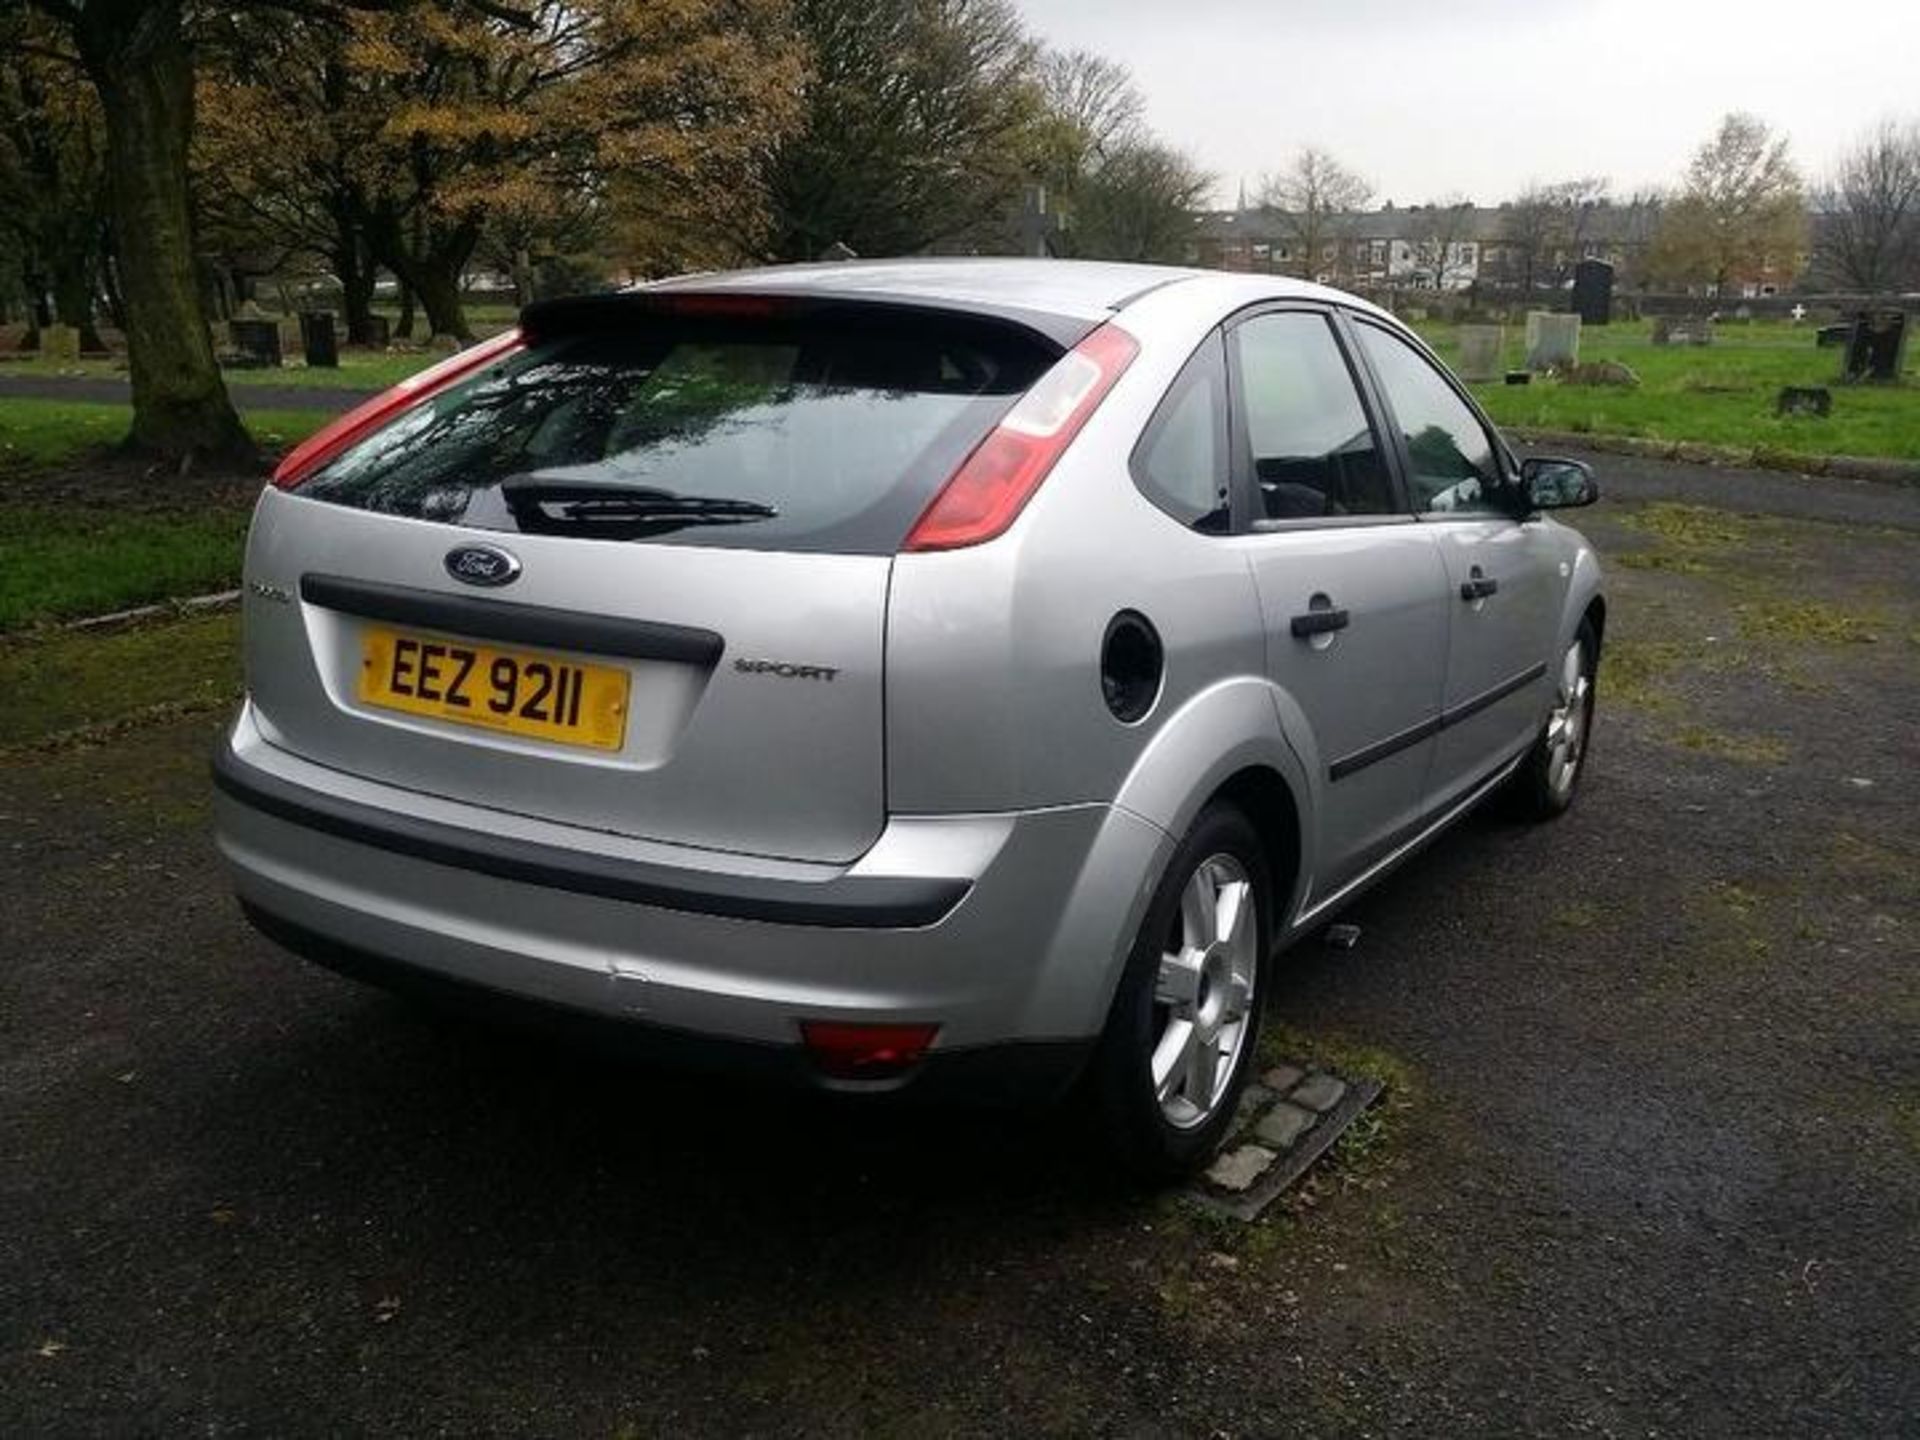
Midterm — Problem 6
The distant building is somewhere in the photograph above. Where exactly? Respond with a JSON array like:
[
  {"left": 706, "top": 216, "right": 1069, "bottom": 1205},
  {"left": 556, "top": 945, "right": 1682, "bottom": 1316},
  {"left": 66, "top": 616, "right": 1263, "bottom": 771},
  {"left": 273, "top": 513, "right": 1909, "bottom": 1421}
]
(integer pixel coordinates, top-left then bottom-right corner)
[{"left": 1187, "top": 200, "right": 1667, "bottom": 293}]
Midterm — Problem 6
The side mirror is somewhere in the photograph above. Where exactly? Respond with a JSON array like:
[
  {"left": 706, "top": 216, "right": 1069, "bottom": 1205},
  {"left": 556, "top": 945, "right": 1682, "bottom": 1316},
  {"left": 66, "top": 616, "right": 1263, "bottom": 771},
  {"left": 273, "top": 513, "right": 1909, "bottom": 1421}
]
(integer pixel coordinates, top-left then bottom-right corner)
[{"left": 1519, "top": 456, "right": 1599, "bottom": 511}]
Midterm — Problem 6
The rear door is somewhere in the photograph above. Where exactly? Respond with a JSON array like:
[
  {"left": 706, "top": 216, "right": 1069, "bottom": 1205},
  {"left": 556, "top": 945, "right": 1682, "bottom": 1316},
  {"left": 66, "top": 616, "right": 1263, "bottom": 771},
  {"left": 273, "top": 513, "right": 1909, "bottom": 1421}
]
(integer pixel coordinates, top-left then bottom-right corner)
[
  {"left": 1347, "top": 317, "right": 1565, "bottom": 810},
  {"left": 1225, "top": 307, "right": 1451, "bottom": 900},
  {"left": 243, "top": 302, "right": 1056, "bottom": 864}
]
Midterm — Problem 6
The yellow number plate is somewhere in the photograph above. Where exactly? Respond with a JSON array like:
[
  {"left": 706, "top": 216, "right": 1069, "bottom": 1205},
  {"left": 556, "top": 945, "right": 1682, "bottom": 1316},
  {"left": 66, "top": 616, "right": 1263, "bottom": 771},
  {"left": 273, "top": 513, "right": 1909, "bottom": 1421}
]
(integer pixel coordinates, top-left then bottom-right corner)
[{"left": 357, "top": 627, "right": 630, "bottom": 751}]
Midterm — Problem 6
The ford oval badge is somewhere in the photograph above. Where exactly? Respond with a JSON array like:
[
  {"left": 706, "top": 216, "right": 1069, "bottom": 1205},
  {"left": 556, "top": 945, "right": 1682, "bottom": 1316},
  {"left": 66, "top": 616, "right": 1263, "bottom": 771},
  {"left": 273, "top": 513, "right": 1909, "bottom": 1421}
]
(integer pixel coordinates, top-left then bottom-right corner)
[{"left": 444, "top": 543, "right": 521, "bottom": 587}]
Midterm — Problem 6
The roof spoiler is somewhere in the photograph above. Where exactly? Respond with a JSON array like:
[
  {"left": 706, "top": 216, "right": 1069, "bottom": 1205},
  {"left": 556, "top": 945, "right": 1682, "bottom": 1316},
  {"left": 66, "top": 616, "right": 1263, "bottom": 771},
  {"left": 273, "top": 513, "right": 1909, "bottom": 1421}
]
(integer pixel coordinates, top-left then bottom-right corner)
[{"left": 519, "top": 288, "right": 1088, "bottom": 352}]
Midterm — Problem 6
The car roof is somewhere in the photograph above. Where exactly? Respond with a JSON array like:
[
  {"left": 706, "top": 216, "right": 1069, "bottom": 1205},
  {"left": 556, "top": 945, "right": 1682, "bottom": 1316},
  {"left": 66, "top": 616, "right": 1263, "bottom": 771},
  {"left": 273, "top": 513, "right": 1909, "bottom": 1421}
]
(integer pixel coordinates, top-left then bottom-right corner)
[
  {"left": 641, "top": 258, "right": 1211, "bottom": 320},
  {"left": 642, "top": 257, "right": 1372, "bottom": 336}
]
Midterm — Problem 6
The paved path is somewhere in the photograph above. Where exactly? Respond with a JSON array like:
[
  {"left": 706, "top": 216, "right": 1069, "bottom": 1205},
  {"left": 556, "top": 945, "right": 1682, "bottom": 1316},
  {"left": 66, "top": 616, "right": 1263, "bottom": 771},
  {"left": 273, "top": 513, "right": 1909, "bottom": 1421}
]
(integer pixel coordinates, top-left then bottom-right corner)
[
  {"left": 1530, "top": 442, "right": 1920, "bottom": 531},
  {"left": 0, "top": 372, "right": 375, "bottom": 414}
]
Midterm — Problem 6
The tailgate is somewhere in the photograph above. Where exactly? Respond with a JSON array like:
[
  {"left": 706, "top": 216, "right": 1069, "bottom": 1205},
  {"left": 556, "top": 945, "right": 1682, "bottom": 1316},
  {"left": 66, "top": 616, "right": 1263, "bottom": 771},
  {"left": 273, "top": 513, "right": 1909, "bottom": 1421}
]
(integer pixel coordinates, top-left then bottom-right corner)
[{"left": 242, "top": 491, "right": 890, "bottom": 863}]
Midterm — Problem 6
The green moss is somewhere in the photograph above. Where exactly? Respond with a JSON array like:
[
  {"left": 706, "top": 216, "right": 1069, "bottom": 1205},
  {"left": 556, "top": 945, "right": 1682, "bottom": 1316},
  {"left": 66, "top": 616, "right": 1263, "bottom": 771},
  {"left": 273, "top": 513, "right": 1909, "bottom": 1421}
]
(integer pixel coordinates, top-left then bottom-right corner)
[
  {"left": 1600, "top": 634, "right": 1689, "bottom": 713},
  {"left": 0, "top": 611, "right": 240, "bottom": 748},
  {"left": 1613, "top": 502, "right": 1756, "bottom": 551},
  {"left": 1734, "top": 597, "right": 1886, "bottom": 647},
  {"left": 1673, "top": 725, "right": 1790, "bottom": 765},
  {"left": 1552, "top": 901, "right": 1600, "bottom": 929},
  {"left": 1259, "top": 1022, "right": 1417, "bottom": 1100}
]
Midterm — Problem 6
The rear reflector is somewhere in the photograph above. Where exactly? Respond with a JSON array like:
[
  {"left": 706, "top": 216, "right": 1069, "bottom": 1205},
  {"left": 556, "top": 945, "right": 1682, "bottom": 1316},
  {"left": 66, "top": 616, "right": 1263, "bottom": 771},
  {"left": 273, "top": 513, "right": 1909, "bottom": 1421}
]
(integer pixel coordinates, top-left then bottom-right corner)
[
  {"left": 800, "top": 1021, "right": 940, "bottom": 1080},
  {"left": 902, "top": 322, "right": 1139, "bottom": 552},
  {"left": 271, "top": 328, "right": 525, "bottom": 490}
]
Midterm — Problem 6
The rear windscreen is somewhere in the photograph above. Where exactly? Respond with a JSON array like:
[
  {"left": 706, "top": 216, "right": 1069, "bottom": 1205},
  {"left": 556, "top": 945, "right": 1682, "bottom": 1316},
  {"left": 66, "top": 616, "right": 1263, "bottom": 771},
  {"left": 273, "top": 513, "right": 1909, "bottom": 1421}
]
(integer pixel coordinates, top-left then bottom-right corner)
[{"left": 295, "top": 309, "right": 1058, "bottom": 553}]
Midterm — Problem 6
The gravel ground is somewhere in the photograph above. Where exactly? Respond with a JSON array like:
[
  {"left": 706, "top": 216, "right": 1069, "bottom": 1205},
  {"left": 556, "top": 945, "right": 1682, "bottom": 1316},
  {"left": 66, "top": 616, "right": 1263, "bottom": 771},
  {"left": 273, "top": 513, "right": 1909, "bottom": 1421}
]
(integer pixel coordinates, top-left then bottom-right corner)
[{"left": 2, "top": 455, "right": 1916, "bottom": 1436}]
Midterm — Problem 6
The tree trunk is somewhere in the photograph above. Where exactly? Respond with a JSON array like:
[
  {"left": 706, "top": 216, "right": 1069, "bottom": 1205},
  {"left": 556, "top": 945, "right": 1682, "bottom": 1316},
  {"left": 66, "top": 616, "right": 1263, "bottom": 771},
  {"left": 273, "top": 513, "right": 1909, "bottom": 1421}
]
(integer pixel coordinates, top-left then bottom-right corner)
[
  {"left": 395, "top": 282, "right": 416, "bottom": 340},
  {"left": 50, "top": 254, "right": 107, "bottom": 352},
  {"left": 375, "top": 226, "right": 476, "bottom": 343},
  {"left": 75, "top": 0, "right": 248, "bottom": 462},
  {"left": 339, "top": 258, "right": 378, "bottom": 347},
  {"left": 409, "top": 263, "right": 471, "bottom": 341}
]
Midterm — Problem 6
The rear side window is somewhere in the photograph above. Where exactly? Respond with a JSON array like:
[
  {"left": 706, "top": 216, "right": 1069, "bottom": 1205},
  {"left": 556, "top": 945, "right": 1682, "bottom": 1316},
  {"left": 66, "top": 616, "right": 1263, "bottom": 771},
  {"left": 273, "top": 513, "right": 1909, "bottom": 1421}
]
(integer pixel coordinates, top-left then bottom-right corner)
[
  {"left": 1132, "top": 333, "right": 1230, "bottom": 532},
  {"left": 1231, "top": 312, "right": 1397, "bottom": 520},
  {"left": 295, "top": 309, "right": 1055, "bottom": 553}
]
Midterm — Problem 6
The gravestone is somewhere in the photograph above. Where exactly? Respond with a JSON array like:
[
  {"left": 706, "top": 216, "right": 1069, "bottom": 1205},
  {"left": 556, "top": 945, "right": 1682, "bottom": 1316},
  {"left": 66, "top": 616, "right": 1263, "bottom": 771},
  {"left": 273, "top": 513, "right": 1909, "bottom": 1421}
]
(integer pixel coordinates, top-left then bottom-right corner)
[
  {"left": 1524, "top": 310, "right": 1581, "bottom": 371},
  {"left": 1456, "top": 325, "right": 1504, "bottom": 382},
  {"left": 1655, "top": 315, "right": 1714, "bottom": 347},
  {"left": 1789, "top": 303, "right": 1808, "bottom": 324},
  {"left": 40, "top": 323, "right": 80, "bottom": 364},
  {"left": 298, "top": 310, "right": 339, "bottom": 368},
  {"left": 1775, "top": 386, "right": 1831, "bottom": 417},
  {"left": 1562, "top": 359, "right": 1638, "bottom": 387},
  {"left": 227, "top": 318, "right": 282, "bottom": 367},
  {"left": 363, "top": 313, "right": 391, "bottom": 349},
  {"left": 1816, "top": 322, "right": 1852, "bottom": 348},
  {"left": 819, "top": 240, "right": 858, "bottom": 262},
  {"left": 1840, "top": 309, "right": 1909, "bottom": 383},
  {"left": 1570, "top": 258, "right": 1613, "bottom": 325}
]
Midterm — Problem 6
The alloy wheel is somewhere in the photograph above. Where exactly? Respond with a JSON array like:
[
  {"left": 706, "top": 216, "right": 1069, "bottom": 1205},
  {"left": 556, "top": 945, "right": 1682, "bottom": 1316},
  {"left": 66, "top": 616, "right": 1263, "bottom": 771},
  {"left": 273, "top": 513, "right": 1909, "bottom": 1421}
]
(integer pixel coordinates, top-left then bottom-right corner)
[
  {"left": 1150, "top": 853, "right": 1258, "bottom": 1129},
  {"left": 1544, "top": 638, "right": 1592, "bottom": 798}
]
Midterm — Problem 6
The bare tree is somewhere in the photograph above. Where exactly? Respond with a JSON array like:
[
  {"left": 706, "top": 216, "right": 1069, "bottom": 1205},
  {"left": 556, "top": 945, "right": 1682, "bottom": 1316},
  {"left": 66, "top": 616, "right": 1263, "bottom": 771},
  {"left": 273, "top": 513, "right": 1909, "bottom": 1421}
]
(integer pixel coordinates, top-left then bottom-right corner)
[
  {"left": 1815, "top": 119, "right": 1920, "bottom": 294},
  {"left": 1648, "top": 112, "right": 1806, "bottom": 294},
  {"left": 1408, "top": 197, "right": 1476, "bottom": 290},
  {"left": 1036, "top": 49, "right": 1144, "bottom": 168},
  {"left": 1256, "top": 146, "right": 1371, "bottom": 280},
  {"left": 1498, "top": 177, "right": 1608, "bottom": 291}
]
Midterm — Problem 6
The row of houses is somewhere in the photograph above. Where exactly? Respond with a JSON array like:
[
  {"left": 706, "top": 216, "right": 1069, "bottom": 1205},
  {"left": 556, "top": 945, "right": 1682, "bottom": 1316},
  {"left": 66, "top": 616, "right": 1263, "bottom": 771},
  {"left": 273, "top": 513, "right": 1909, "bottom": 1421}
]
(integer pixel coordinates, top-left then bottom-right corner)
[{"left": 1184, "top": 200, "right": 1800, "bottom": 298}]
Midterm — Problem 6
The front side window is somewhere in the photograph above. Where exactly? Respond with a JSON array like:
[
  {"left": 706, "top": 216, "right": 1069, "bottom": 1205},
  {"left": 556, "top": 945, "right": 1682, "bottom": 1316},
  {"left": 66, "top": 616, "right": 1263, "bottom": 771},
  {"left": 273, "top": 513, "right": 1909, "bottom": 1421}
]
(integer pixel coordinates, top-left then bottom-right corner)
[
  {"left": 1352, "top": 322, "right": 1504, "bottom": 515},
  {"left": 1231, "top": 312, "right": 1396, "bottom": 520}
]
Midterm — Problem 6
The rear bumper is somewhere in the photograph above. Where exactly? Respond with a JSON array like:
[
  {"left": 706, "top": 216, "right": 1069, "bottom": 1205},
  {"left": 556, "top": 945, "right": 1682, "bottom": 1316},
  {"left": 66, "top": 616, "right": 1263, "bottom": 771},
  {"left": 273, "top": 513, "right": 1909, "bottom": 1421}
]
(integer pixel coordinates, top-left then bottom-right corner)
[
  {"left": 240, "top": 902, "right": 1094, "bottom": 1102},
  {"left": 214, "top": 704, "right": 1173, "bottom": 1090}
]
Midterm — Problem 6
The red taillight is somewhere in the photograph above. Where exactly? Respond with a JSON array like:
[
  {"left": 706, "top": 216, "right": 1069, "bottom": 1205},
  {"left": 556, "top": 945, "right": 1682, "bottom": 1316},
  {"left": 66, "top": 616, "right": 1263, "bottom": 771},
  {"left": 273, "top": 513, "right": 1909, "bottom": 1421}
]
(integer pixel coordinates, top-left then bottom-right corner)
[
  {"left": 643, "top": 293, "right": 788, "bottom": 320},
  {"left": 800, "top": 1021, "right": 940, "bottom": 1080},
  {"left": 271, "top": 327, "right": 526, "bottom": 490},
  {"left": 902, "top": 322, "right": 1140, "bottom": 552}
]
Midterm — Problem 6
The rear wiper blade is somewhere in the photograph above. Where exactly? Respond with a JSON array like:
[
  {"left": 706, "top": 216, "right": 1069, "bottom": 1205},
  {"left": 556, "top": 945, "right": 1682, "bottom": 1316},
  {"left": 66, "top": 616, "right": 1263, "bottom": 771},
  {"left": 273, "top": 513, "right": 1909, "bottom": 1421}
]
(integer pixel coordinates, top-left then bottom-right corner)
[{"left": 501, "top": 479, "right": 777, "bottom": 529}]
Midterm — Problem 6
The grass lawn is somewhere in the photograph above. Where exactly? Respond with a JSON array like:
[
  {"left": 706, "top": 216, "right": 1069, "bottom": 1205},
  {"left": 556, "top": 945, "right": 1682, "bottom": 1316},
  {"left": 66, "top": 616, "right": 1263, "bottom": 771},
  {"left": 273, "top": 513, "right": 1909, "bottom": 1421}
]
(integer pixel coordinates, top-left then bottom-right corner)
[
  {"left": 0, "top": 505, "right": 252, "bottom": 630},
  {"left": 0, "top": 398, "right": 331, "bottom": 470},
  {"left": 1416, "top": 318, "right": 1920, "bottom": 462},
  {"left": 0, "top": 399, "right": 333, "bottom": 630}
]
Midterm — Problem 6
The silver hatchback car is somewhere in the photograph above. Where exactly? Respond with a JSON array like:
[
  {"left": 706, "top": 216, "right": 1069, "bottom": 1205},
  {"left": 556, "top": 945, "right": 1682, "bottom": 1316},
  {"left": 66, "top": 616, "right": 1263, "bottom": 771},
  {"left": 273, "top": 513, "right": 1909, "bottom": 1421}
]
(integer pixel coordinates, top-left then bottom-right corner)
[{"left": 215, "top": 259, "right": 1604, "bottom": 1177}]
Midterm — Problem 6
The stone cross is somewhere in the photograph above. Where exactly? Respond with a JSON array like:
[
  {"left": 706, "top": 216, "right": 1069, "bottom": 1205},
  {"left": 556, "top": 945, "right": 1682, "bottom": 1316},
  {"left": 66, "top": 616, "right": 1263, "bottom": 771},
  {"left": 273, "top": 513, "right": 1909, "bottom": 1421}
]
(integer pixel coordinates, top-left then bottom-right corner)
[{"left": 1790, "top": 304, "right": 1807, "bottom": 323}]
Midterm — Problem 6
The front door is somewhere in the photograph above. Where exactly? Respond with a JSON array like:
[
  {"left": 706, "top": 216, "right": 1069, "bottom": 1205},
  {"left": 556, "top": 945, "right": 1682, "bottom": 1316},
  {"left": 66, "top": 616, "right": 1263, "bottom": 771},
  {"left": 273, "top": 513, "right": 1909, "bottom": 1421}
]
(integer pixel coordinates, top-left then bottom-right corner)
[{"left": 1348, "top": 319, "right": 1565, "bottom": 811}]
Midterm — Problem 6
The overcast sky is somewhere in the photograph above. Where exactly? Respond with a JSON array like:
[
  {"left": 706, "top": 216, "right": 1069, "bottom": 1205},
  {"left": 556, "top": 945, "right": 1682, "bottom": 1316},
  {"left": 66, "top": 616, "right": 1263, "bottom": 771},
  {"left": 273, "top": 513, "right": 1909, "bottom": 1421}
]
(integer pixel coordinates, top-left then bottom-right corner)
[{"left": 1011, "top": 0, "right": 1916, "bottom": 207}]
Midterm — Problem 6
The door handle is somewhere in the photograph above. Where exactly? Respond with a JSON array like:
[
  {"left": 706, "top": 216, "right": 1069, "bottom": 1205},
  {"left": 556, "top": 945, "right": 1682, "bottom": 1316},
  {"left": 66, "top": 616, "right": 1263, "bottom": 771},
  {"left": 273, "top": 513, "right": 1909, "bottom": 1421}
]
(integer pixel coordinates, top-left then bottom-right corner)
[
  {"left": 1459, "top": 569, "right": 1499, "bottom": 601},
  {"left": 1290, "top": 606, "right": 1351, "bottom": 638}
]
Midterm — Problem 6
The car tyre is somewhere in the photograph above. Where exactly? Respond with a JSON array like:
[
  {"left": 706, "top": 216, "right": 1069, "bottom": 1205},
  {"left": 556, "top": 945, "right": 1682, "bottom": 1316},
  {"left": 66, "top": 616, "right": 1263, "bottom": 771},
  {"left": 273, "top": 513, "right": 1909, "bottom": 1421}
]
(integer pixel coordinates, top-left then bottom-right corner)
[
  {"left": 1089, "top": 802, "right": 1270, "bottom": 1183},
  {"left": 1507, "top": 617, "right": 1599, "bottom": 821}
]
